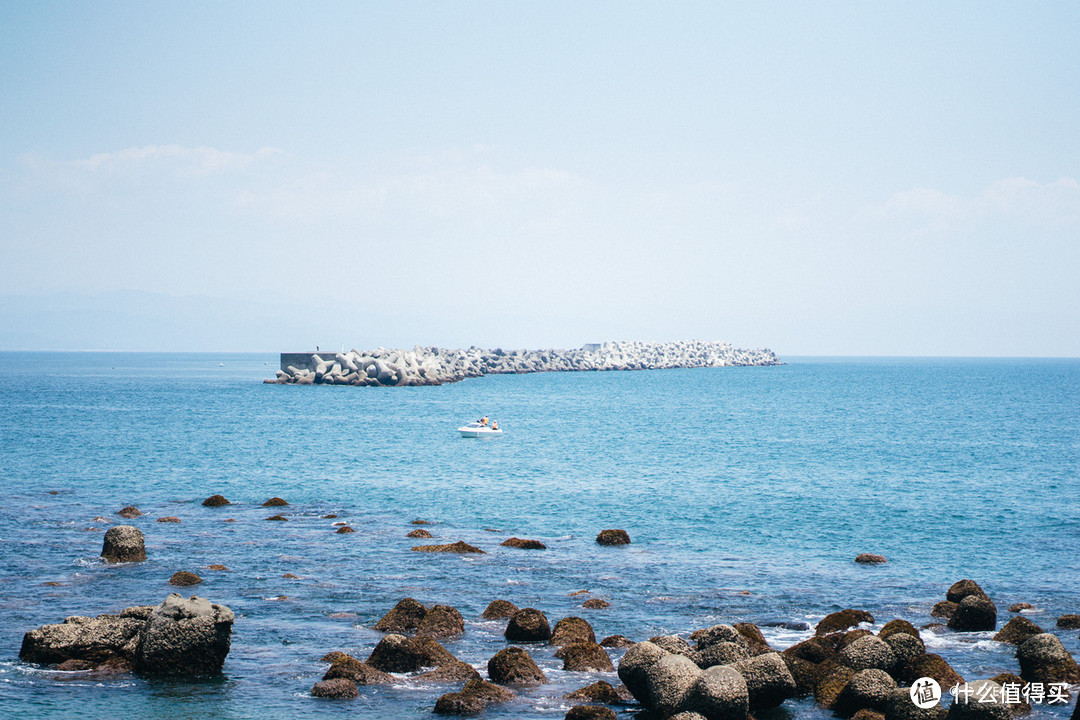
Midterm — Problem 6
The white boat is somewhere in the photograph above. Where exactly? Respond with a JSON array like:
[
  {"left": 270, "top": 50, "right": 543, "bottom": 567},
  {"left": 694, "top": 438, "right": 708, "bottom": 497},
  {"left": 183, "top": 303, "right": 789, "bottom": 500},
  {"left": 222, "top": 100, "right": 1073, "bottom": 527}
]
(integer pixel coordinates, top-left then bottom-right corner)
[{"left": 458, "top": 422, "right": 503, "bottom": 438}]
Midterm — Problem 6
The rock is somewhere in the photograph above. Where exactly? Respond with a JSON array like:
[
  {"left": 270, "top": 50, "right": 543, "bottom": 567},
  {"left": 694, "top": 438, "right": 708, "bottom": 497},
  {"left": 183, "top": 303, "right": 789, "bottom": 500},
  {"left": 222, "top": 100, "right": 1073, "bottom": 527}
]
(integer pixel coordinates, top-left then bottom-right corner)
[
  {"left": 411, "top": 518, "right": 431, "bottom": 525},
  {"left": 856, "top": 554, "right": 888, "bottom": 564},
  {"left": 670, "top": 714, "right": 709, "bottom": 720},
  {"left": 551, "top": 616, "right": 596, "bottom": 646},
  {"left": 679, "top": 664, "right": 749, "bottom": 720},
  {"left": 596, "top": 529, "right": 631, "bottom": 545},
  {"left": 501, "top": 537, "right": 546, "bottom": 549},
  {"left": 644, "top": 653, "right": 702, "bottom": 716},
  {"left": 1008, "top": 603, "right": 1034, "bottom": 613},
  {"left": 839, "top": 635, "right": 898, "bottom": 672},
  {"left": 411, "top": 540, "right": 484, "bottom": 553},
  {"left": 694, "top": 624, "right": 745, "bottom": 649},
  {"left": 945, "top": 680, "right": 1010, "bottom": 720},
  {"left": 169, "top": 571, "right": 203, "bottom": 587},
  {"left": 19, "top": 610, "right": 146, "bottom": 666},
  {"left": 882, "top": 687, "right": 947, "bottom": 720},
  {"left": 883, "top": 633, "right": 925, "bottom": 667},
  {"left": 931, "top": 602, "right": 958, "bottom": 619},
  {"left": 265, "top": 514, "right": 288, "bottom": 521},
  {"left": 946, "top": 580, "right": 989, "bottom": 604},
  {"left": 117, "top": 506, "right": 143, "bottom": 519},
  {"left": 132, "top": 594, "right": 233, "bottom": 675},
  {"left": 481, "top": 599, "right": 518, "bottom": 619},
  {"left": 730, "top": 652, "right": 797, "bottom": 709},
  {"left": 600, "top": 634, "right": 634, "bottom": 647},
  {"left": 559, "top": 642, "right": 615, "bottom": 671},
  {"left": 733, "top": 623, "right": 773, "bottom": 655},
  {"left": 897, "top": 653, "right": 965, "bottom": 687},
  {"left": 374, "top": 598, "right": 428, "bottom": 633},
  {"left": 505, "top": 608, "right": 551, "bottom": 642},
  {"left": 321, "top": 651, "right": 351, "bottom": 664},
  {"left": 1057, "top": 614, "right": 1080, "bottom": 630},
  {"left": 784, "top": 635, "right": 842, "bottom": 664},
  {"left": 201, "top": 495, "right": 230, "bottom": 507},
  {"left": 565, "top": 680, "right": 628, "bottom": 703},
  {"left": 55, "top": 658, "right": 95, "bottom": 671},
  {"left": 880, "top": 620, "right": 921, "bottom": 640},
  {"left": 407, "top": 528, "right": 433, "bottom": 538},
  {"left": 416, "top": 661, "right": 482, "bottom": 683},
  {"left": 582, "top": 598, "right": 611, "bottom": 609},
  {"left": 322, "top": 656, "right": 394, "bottom": 684},
  {"left": 947, "top": 595, "right": 997, "bottom": 632},
  {"left": 101, "top": 525, "right": 146, "bottom": 563},
  {"left": 157, "top": 516, "right": 180, "bottom": 523},
  {"left": 262, "top": 497, "right": 288, "bottom": 506},
  {"left": 565, "top": 706, "right": 616, "bottom": 720},
  {"left": 698, "top": 642, "right": 750, "bottom": 668},
  {"left": 783, "top": 654, "right": 819, "bottom": 696},
  {"left": 1016, "top": 633, "right": 1080, "bottom": 684},
  {"left": 417, "top": 604, "right": 465, "bottom": 639},
  {"left": 487, "top": 646, "right": 547, "bottom": 686},
  {"left": 833, "top": 668, "right": 898, "bottom": 716},
  {"left": 816, "top": 665, "right": 857, "bottom": 708},
  {"left": 988, "top": 673, "right": 1031, "bottom": 715},
  {"left": 206, "top": 564, "right": 227, "bottom": 571},
  {"left": 366, "top": 633, "right": 457, "bottom": 673},
  {"left": 993, "top": 616, "right": 1044, "bottom": 645},
  {"left": 818, "top": 609, "right": 875, "bottom": 636},
  {"left": 618, "top": 641, "right": 669, "bottom": 705},
  {"left": 855, "top": 711, "right": 887, "bottom": 720},
  {"left": 651, "top": 634, "right": 702, "bottom": 664},
  {"left": 433, "top": 677, "right": 513, "bottom": 715},
  {"left": 335, "top": 525, "right": 354, "bottom": 534},
  {"left": 311, "top": 677, "right": 358, "bottom": 698}
]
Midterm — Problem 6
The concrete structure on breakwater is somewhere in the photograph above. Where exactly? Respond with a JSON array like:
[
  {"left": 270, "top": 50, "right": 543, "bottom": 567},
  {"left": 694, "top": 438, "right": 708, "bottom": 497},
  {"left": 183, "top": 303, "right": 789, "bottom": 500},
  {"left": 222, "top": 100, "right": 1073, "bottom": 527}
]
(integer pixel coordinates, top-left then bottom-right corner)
[{"left": 269, "top": 341, "right": 781, "bottom": 387}]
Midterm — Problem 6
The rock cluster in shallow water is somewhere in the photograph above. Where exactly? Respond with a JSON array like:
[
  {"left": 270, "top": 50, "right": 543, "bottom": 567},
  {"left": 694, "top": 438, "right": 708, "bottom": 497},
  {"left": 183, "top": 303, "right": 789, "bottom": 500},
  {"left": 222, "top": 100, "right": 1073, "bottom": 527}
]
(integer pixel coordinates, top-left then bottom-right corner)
[{"left": 270, "top": 340, "right": 781, "bottom": 386}]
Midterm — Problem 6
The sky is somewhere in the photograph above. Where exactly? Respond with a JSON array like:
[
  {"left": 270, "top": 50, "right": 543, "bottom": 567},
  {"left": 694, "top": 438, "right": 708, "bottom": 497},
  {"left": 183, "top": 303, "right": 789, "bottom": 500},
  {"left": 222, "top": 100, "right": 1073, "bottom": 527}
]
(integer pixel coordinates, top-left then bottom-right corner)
[{"left": 1, "top": 1, "right": 1078, "bottom": 356}]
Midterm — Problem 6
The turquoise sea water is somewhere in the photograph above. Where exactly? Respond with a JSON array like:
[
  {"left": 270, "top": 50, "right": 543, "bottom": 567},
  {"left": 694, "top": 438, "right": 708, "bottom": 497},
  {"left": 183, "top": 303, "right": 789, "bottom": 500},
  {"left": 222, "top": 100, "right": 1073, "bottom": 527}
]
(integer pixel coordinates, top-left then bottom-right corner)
[{"left": 1, "top": 353, "right": 1078, "bottom": 719}]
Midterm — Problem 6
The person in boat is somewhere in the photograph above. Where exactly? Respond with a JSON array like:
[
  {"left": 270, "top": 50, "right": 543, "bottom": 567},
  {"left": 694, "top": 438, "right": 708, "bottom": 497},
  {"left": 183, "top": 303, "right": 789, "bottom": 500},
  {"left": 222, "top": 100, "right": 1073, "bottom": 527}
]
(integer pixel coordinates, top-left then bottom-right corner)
[
  {"left": 491, "top": 420, "right": 498, "bottom": 430},
  {"left": 479, "top": 416, "right": 489, "bottom": 426}
]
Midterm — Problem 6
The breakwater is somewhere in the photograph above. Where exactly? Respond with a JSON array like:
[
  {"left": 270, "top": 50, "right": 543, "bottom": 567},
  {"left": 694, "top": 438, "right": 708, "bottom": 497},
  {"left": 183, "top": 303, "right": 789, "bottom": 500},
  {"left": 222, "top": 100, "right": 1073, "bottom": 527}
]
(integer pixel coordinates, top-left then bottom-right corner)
[{"left": 271, "top": 340, "right": 781, "bottom": 386}]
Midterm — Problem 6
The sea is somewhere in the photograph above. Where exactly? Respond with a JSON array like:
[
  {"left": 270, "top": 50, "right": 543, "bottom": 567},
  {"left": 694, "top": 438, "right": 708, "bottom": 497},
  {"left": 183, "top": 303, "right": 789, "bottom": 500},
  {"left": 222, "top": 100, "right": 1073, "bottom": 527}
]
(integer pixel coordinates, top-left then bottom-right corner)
[{"left": 0, "top": 352, "right": 1077, "bottom": 720}]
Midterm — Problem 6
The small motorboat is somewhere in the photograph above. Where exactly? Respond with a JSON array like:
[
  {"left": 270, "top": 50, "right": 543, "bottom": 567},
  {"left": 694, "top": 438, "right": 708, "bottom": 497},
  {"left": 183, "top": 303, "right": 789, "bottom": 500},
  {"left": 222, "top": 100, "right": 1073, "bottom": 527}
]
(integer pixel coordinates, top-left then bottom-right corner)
[{"left": 458, "top": 422, "right": 504, "bottom": 438}]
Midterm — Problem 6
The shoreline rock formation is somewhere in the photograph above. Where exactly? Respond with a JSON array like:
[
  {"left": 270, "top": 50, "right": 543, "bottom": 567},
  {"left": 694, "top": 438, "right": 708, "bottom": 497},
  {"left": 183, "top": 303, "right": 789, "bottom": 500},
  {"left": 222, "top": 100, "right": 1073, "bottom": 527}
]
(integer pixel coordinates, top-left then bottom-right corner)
[
  {"left": 269, "top": 340, "right": 782, "bottom": 387},
  {"left": 20, "top": 594, "right": 234, "bottom": 676}
]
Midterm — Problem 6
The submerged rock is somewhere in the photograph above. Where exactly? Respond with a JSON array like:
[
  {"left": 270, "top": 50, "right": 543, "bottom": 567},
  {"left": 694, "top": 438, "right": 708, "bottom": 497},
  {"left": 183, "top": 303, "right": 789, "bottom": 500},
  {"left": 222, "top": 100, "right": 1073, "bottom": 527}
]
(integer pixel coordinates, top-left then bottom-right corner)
[
  {"left": 501, "top": 537, "right": 546, "bottom": 549},
  {"left": 582, "top": 598, "right": 611, "bottom": 609},
  {"left": 261, "top": 497, "right": 288, "bottom": 506},
  {"left": 596, "top": 529, "right": 631, "bottom": 546},
  {"left": 411, "top": 540, "right": 484, "bottom": 553},
  {"left": 855, "top": 554, "right": 887, "bottom": 564},
  {"left": 406, "top": 528, "right": 433, "bottom": 538},
  {"left": 168, "top": 571, "right": 203, "bottom": 587},
  {"left": 117, "top": 506, "right": 143, "bottom": 519},
  {"left": 201, "top": 495, "right": 230, "bottom": 507}
]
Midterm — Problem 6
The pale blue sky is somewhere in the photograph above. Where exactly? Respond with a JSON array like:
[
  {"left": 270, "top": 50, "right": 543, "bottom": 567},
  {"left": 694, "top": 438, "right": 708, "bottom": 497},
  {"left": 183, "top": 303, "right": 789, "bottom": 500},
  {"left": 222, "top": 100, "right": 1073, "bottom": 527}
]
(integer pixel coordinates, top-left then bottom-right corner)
[{"left": 2, "top": 2, "right": 1078, "bottom": 355}]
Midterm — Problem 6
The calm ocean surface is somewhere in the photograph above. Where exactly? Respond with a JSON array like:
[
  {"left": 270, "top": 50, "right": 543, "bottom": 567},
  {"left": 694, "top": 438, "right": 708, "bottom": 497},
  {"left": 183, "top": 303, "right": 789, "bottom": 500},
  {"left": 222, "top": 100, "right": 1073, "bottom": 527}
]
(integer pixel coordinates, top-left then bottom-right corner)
[{"left": 1, "top": 353, "right": 1078, "bottom": 719}]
